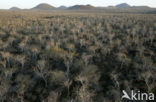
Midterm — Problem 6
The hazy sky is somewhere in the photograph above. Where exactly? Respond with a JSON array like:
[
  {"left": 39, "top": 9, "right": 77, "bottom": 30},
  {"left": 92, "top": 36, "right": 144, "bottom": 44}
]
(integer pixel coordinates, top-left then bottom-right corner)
[{"left": 0, "top": 0, "right": 156, "bottom": 9}]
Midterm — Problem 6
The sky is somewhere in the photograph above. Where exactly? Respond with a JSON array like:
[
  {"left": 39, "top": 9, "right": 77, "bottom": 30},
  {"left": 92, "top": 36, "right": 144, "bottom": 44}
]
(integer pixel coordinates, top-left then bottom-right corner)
[{"left": 0, "top": 0, "right": 156, "bottom": 9}]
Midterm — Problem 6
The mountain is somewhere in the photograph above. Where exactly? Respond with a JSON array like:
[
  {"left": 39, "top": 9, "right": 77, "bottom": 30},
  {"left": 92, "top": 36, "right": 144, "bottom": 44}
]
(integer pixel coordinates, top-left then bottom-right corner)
[
  {"left": 115, "top": 3, "right": 131, "bottom": 8},
  {"left": 57, "top": 6, "right": 67, "bottom": 10},
  {"left": 32, "top": 3, "right": 55, "bottom": 10},
  {"left": 10, "top": 7, "right": 21, "bottom": 10},
  {"left": 68, "top": 4, "right": 95, "bottom": 10}
]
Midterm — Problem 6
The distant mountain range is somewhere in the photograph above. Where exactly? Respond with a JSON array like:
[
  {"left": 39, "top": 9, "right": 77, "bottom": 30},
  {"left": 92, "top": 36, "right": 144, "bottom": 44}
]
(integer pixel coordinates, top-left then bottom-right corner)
[
  {"left": 8, "top": 3, "right": 156, "bottom": 14},
  {"left": 9, "top": 3, "right": 154, "bottom": 10}
]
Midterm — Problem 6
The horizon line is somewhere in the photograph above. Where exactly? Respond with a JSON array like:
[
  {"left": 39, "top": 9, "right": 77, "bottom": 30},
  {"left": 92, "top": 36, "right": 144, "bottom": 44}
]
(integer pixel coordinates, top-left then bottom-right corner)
[{"left": 0, "top": 2, "right": 156, "bottom": 9}]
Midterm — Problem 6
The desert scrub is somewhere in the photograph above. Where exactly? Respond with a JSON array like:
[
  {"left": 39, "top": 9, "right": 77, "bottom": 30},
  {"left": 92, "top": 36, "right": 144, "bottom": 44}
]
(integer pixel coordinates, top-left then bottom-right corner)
[{"left": 0, "top": 11, "right": 155, "bottom": 102}]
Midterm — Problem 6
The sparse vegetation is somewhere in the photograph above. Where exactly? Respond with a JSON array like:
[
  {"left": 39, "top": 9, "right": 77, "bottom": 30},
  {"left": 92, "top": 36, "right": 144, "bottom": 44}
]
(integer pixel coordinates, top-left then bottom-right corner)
[{"left": 0, "top": 11, "right": 156, "bottom": 102}]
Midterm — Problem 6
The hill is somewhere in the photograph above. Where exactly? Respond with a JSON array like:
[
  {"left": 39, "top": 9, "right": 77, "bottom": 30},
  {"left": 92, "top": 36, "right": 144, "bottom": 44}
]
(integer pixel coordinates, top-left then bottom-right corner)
[
  {"left": 57, "top": 6, "right": 67, "bottom": 10},
  {"left": 115, "top": 3, "right": 131, "bottom": 8},
  {"left": 32, "top": 3, "right": 55, "bottom": 10},
  {"left": 10, "top": 7, "right": 21, "bottom": 10},
  {"left": 68, "top": 4, "right": 95, "bottom": 10}
]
